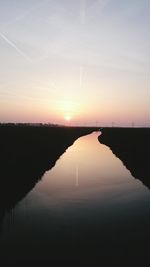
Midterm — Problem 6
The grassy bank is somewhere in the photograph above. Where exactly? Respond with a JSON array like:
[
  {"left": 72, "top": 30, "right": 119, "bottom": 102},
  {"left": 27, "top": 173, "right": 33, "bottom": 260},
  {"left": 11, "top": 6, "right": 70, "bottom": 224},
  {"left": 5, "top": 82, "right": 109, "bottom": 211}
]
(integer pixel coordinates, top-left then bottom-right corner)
[{"left": 99, "top": 127, "right": 150, "bottom": 189}]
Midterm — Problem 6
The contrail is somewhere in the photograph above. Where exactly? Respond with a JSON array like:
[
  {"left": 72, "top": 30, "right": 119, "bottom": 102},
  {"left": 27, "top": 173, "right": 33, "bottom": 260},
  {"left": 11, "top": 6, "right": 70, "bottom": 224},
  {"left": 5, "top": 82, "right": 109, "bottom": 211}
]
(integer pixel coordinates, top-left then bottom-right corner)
[
  {"left": 97, "top": 0, "right": 110, "bottom": 10},
  {"left": 88, "top": 0, "right": 110, "bottom": 10},
  {"left": 80, "top": 0, "right": 110, "bottom": 26},
  {"left": 82, "top": 0, "right": 110, "bottom": 18},
  {"left": 0, "top": 32, "right": 32, "bottom": 62},
  {"left": 80, "top": 0, "right": 87, "bottom": 25},
  {"left": 80, "top": 65, "right": 83, "bottom": 88}
]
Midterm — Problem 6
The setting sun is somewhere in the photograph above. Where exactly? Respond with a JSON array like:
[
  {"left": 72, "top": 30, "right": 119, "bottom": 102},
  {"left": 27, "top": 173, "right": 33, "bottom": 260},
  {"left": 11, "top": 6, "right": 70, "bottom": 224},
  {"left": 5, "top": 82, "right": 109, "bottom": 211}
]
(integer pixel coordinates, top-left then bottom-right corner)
[
  {"left": 64, "top": 115, "right": 71, "bottom": 121},
  {"left": 55, "top": 100, "right": 80, "bottom": 123}
]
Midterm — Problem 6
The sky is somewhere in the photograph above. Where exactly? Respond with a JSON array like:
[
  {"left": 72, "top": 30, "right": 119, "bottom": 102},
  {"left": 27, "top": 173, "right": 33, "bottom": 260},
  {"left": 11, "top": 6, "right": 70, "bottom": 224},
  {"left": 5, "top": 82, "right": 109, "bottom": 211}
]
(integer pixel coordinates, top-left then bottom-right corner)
[{"left": 0, "top": 0, "right": 150, "bottom": 126}]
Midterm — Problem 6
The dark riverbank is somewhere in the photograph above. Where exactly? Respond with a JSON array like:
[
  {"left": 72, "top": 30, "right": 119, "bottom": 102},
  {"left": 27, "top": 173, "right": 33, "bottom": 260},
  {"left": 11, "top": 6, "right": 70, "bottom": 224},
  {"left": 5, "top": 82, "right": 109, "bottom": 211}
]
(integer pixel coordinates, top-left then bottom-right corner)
[
  {"left": 99, "top": 127, "right": 150, "bottom": 189},
  {"left": 1, "top": 126, "right": 150, "bottom": 267},
  {"left": 0, "top": 125, "right": 98, "bottom": 227}
]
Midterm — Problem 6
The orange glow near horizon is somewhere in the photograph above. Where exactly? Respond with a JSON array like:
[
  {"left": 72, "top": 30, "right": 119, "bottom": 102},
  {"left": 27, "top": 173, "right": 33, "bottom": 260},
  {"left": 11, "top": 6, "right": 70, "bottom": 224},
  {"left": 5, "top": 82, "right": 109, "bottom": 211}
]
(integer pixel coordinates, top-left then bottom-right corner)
[
  {"left": 0, "top": 1, "right": 150, "bottom": 127},
  {"left": 53, "top": 100, "right": 81, "bottom": 123}
]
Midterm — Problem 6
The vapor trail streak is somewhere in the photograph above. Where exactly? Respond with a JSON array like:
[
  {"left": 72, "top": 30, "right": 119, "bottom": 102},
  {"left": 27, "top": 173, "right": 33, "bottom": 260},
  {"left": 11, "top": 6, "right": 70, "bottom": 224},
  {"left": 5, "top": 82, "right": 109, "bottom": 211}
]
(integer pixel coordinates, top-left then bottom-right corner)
[
  {"left": 80, "top": 0, "right": 110, "bottom": 26},
  {"left": 80, "top": 0, "right": 87, "bottom": 25},
  {"left": 85, "top": 0, "right": 110, "bottom": 14},
  {"left": 0, "top": 32, "right": 32, "bottom": 62},
  {"left": 80, "top": 66, "right": 83, "bottom": 88}
]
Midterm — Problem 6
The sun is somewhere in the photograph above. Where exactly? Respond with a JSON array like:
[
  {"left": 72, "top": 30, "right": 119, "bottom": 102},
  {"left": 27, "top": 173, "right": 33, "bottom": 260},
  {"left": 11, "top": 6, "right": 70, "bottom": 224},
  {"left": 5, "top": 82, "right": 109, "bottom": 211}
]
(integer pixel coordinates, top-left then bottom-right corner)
[
  {"left": 56, "top": 100, "right": 80, "bottom": 123},
  {"left": 64, "top": 115, "right": 71, "bottom": 121}
]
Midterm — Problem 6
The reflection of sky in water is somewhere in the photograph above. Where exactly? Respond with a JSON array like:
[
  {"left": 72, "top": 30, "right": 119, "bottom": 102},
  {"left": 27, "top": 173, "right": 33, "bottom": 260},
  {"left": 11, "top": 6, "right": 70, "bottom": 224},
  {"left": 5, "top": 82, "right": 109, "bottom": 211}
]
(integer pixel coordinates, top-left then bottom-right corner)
[
  {"left": 26, "top": 132, "right": 150, "bottom": 209},
  {"left": 1, "top": 131, "right": 150, "bottom": 267},
  {"left": 2, "top": 132, "right": 150, "bottom": 252}
]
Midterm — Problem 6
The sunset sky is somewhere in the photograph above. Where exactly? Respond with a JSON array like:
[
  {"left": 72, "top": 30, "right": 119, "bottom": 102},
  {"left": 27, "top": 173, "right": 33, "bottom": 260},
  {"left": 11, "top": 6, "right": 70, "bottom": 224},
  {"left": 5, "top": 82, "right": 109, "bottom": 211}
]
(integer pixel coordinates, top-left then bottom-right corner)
[{"left": 0, "top": 0, "right": 150, "bottom": 126}]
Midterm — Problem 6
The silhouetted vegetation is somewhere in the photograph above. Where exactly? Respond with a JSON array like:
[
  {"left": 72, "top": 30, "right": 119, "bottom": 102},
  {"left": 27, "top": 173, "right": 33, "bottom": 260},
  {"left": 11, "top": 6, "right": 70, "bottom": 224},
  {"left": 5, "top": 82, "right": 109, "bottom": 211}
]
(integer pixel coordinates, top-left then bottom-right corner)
[{"left": 99, "top": 127, "right": 150, "bottom": 189}]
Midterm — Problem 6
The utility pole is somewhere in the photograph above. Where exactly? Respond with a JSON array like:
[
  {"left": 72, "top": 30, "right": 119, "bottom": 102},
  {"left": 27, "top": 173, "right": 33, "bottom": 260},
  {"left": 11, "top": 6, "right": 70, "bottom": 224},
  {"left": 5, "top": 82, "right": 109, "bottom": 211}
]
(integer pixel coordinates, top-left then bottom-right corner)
[{"left": 131, "top": 121, "right": 135, "bottom": 128}]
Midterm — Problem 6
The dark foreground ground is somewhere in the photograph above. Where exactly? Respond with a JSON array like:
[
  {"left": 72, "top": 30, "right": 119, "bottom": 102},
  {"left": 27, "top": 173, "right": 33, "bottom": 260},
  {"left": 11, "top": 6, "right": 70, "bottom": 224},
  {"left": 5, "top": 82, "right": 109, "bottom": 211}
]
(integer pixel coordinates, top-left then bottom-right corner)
[
  {"left": 99, "top": 127, "right": 150, "bottom": 189},
  {"left": 0, "top": 126, "right": 150, "bottom": 267},
  {"left": 98, "top": 127, "right": 150, "bottom": 267},
  {"left": 0, "top": 125, "right": 97, "bottom": 228}
]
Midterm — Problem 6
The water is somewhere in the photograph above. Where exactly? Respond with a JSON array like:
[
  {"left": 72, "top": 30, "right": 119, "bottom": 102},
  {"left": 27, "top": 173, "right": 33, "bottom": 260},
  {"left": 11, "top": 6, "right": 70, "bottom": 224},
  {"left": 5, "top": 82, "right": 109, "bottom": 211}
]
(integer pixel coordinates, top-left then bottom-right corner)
[{"left": 1, "top": 132, "right": 150, "bottom": 266}]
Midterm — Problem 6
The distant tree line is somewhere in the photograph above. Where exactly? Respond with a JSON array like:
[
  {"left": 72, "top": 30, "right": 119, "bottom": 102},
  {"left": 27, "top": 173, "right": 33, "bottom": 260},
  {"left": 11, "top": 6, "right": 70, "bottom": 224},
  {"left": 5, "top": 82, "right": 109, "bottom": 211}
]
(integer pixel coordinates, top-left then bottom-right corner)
[{"left": 0, "top": 123, "right": 63, "bottom": 127}]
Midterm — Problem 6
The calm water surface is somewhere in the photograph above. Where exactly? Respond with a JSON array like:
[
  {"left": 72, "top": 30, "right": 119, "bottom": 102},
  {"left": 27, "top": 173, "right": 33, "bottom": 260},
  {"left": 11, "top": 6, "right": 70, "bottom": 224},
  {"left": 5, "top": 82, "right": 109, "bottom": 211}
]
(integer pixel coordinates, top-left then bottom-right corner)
[{"left": 1, "top": 132, "right": 150, "bottom": 265}]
